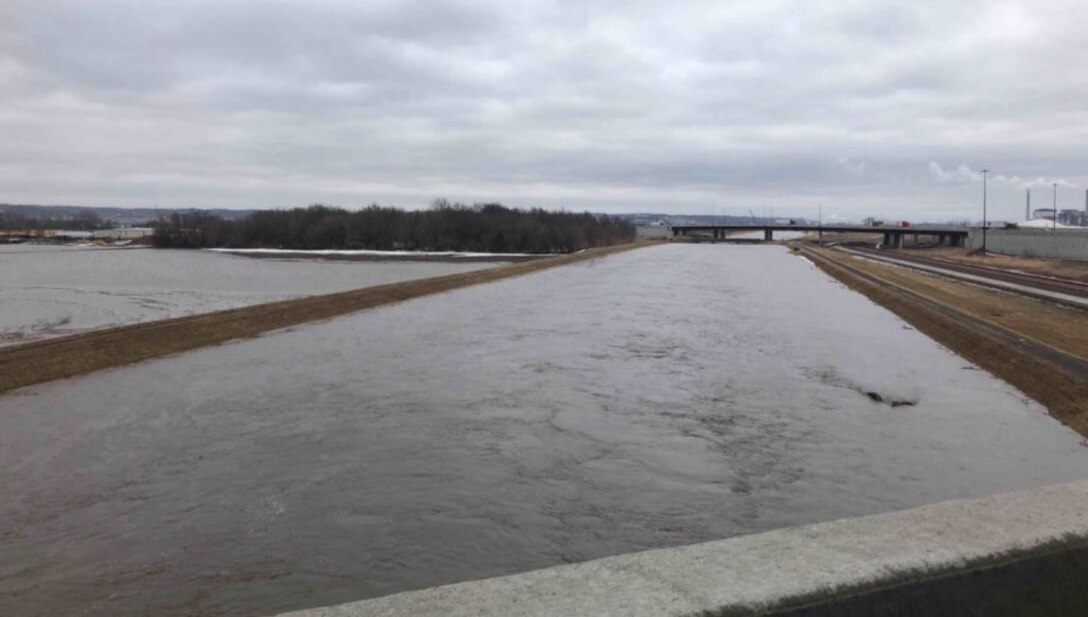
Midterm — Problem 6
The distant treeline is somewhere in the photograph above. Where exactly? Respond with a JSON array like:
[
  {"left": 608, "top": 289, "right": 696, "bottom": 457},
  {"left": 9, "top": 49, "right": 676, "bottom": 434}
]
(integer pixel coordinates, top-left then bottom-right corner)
[
  {"left": 152, "top": 201, "right": 636, "bottom": 253},
  {"left": 0, "top": 209, "right": 112, "bottom": 231}
]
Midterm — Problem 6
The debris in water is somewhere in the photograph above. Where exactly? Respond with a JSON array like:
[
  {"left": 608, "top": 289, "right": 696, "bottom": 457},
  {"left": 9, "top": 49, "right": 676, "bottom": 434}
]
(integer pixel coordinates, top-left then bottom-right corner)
[{"left": 865, "top": 391, "right": 918, "bottom": 407}]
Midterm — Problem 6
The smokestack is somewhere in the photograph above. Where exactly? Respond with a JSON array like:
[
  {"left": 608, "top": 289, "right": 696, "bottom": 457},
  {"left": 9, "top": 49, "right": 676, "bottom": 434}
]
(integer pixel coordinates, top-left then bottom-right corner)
[{"left": 1026, "top": 188, "right": 1031, "bottom": 221}]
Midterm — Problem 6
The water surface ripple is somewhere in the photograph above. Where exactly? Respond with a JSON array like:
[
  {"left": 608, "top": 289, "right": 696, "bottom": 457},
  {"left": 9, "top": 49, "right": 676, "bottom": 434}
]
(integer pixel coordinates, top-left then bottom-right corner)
[{"left": 2, "top": 243, "right": 1087, "bottom": 616}]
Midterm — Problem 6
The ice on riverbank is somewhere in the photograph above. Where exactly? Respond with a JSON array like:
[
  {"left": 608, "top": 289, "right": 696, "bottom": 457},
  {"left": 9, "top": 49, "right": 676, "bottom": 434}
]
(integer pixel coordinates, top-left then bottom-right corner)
[
  {"left": 0, "top": 245, "right": 501, "bottom": 343},
  {"left": 207, "top": 247, "right": 538, "bottom": 258}
]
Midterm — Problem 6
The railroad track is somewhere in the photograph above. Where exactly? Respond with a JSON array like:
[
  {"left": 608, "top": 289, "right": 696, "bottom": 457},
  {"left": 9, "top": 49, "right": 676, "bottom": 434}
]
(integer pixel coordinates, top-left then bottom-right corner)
[
  {"left": 797, "top": 244, "right": 1088, "bottom": 381},
  {"left": 838, "top": 245, "right": 1088, "bottom": 308}
]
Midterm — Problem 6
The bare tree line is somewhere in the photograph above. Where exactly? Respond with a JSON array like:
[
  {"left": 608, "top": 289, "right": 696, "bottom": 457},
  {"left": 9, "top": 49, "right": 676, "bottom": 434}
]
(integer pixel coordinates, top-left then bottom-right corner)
[
  {"left": 152, "top": 201, "right": 635, "bottom": 253},
  {"left": 0, "top": 209, "right": 112, "bottom": 231}
]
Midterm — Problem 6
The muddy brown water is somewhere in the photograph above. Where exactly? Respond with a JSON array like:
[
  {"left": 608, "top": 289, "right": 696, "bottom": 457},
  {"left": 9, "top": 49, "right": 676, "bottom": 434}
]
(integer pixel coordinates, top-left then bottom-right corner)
[{"left": 2, "top": 243, "right": 1088, "bottom": 616}]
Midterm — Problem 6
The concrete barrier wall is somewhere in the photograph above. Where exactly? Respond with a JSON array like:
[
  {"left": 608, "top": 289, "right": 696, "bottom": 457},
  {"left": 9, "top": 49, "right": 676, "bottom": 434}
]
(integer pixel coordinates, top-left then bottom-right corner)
[
  {"left": 278, "top": 479, "right": 1088, "bottom": 617},
  {"left": 968, "top": 227, "right": 1088, "bottom": 260}
]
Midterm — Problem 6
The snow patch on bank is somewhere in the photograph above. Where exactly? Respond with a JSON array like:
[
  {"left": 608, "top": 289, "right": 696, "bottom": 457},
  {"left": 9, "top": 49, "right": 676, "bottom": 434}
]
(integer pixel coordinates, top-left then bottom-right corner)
[{"left": 207, "top": 248, "right": 538, "bottom": 258}]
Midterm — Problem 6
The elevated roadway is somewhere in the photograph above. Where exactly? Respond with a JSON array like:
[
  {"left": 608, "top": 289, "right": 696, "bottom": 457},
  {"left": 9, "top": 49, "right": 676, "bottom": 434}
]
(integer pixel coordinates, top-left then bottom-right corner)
[{"left": 671, "top": 224, "right": 968, "bottom": 247}]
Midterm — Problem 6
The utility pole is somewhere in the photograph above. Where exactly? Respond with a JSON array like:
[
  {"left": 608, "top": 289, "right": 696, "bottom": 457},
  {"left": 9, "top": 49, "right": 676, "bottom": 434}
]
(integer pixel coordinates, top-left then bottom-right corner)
[
  {"left": 818, "top": 204, "right": 823, "bottom": 244},
  {"left": 1053, "top": 182, "right": 1058, "bottom": 231},
  {"left": 1026, "top": 188, "right": 1031, "bottom": 221},
  {"left": 981, "top": 169, "right": 989, "bottom": 254}
]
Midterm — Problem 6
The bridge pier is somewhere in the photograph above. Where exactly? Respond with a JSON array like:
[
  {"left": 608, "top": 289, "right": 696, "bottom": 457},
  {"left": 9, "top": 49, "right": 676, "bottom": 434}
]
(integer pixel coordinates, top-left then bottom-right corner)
[
  {"left": 764, "top": 229, "right": 773, "bottom": 242},
  {"left": 882, "top": 232, "right": 903, "bottom": 249}
]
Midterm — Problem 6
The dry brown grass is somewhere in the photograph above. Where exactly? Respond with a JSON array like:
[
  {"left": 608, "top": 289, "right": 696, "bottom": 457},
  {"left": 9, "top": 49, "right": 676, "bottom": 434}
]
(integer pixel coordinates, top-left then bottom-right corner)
[
  {"left": 801, "top": 243, "right": 1088, "bottom": 438},
  {"left": 0, "top": 242, "right": 651, "bottom": 396}
]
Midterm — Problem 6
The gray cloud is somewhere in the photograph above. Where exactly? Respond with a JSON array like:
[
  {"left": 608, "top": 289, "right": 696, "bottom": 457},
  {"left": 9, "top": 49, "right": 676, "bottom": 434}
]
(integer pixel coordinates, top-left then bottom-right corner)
[{"left": 2, "top": 0, "right": 1088, "bottom": 221}]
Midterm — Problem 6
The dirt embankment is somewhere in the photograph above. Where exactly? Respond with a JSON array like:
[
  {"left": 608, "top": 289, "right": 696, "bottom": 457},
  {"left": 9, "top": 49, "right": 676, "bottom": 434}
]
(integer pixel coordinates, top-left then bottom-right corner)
[
  {"left": 798, "top": 243, "right": 1088, "bottom": 438},
  {"left": 0, "top": 242, "right": 652, "bottom": 396}
]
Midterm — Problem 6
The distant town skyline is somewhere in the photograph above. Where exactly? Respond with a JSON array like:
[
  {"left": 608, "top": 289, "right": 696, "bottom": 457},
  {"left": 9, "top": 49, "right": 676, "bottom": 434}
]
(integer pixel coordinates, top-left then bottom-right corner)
[{"left": 2, "top": 1, "right": 1086, "bottom": 222}]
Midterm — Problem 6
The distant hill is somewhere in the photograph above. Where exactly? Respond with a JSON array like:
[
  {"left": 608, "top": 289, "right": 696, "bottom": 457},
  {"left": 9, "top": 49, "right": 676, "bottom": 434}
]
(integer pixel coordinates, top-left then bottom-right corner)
[
  {"left": 615, "top": 213, "right": 804, "bottom": 226},
  {"left": 0, "top": 203, "right": 257, "bottom": 225},
  {"left": 2, "top": 204, "right": 808, "bottom": 228}
]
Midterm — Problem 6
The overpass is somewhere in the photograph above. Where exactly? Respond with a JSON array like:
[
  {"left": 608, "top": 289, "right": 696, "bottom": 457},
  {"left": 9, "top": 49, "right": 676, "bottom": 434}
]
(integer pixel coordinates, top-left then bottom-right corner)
[{"left": 670, "top": 224, "right": 969, "bottom": 248}]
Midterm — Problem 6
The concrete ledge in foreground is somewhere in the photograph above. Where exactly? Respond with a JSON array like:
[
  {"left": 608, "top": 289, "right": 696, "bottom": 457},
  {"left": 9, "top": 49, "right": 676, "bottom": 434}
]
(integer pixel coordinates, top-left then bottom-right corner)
[{"left": 276, "top": 479, "right": 1088, "bottom": 617}]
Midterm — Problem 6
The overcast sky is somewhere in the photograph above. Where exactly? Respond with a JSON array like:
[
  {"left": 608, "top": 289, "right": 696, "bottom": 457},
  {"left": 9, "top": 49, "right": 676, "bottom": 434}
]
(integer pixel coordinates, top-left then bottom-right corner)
[{"left": 3, "top": 1, "right": 1087, "bottom": 220}]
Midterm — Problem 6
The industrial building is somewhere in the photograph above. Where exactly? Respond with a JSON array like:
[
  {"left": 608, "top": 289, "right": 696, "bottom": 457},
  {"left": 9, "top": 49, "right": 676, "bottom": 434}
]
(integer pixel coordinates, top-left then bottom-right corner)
[{"left": 1022, "top": 189, "right": 1088, "bottom": 227}]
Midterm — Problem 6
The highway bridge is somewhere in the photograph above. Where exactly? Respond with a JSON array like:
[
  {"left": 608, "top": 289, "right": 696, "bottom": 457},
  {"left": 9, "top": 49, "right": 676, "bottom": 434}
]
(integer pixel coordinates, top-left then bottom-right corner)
[{"left": 670, "top": 224, "right": 969, "bottom": 248}]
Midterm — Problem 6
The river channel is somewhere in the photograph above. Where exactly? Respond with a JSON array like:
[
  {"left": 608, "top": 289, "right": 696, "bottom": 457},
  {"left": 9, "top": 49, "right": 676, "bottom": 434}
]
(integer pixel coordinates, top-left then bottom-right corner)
[{"left": 2, "top": 243, "right": 1087, "bottom": 616}]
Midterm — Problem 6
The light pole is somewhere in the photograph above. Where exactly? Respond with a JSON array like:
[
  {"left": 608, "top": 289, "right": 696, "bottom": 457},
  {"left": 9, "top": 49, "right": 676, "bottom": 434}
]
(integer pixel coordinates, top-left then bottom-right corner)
[
  {"left": 981, "top": 169, "right": 989, "bottom": 254},
  {"left": 1053, "top": 182, "right": 1058, "bottom": 231}
]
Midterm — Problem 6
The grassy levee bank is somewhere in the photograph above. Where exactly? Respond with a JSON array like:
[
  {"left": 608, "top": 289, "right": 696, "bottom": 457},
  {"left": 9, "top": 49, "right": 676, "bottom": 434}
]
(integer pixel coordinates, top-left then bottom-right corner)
[
  {"left": 798, "top": 242, "right": 1088, "bottom": 439},
  {"left": 0, "top": 242, "right": 650, "bottom": 396}
]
